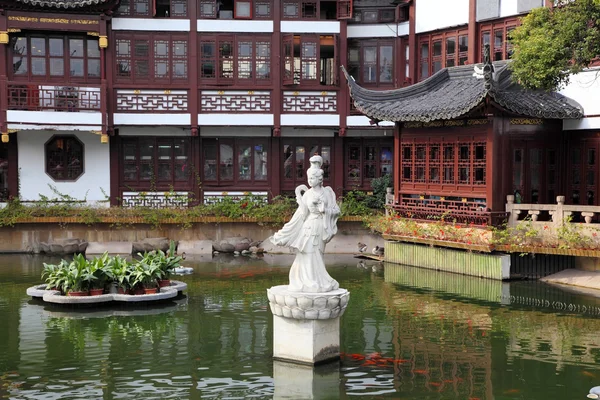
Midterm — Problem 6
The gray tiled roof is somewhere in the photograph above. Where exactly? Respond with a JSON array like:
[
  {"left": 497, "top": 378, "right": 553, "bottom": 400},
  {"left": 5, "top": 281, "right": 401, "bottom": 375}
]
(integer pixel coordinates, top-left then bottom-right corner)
[
  {"left": 14, "top": 0, "right": 108, "bottom": 7},
  {"left": 343, "top": 61, "right": 584, "bottom": 122}
]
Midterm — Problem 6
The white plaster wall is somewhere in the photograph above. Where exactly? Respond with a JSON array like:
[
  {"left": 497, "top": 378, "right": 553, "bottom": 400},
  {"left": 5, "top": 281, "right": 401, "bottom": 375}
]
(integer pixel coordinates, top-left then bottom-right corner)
[
  {"left": 18, "top": 131, "right": 110, "bottom": 204},
  {"left": 281, "top": 21, "right": 340, "bottom": 33},
  {"left": 559, "top": 69, "right": 600, "bottom": 117},
  {"left": 416, "top": 0, "right": 469, "bottom": 33},
  {"left": 198, "top": 19, "right": 273, "bottom": 32},
  {"left": 500, "top": 0, "right": 519, "bottom": 18},
  {"left": 112, "top": 18, "right": 190, "bottom": 31}
]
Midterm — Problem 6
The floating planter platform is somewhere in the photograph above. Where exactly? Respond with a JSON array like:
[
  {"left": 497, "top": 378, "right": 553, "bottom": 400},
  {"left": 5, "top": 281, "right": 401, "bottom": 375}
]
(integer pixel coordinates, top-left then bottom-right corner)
[{"left": 26, "top": 281, "right": 187, "bottom": 305}]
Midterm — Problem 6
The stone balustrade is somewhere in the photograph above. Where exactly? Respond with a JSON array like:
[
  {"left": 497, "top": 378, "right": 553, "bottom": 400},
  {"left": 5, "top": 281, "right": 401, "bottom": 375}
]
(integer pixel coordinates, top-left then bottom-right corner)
[{"left": 506, "top": 195, "right": 600, "bottom": 227}]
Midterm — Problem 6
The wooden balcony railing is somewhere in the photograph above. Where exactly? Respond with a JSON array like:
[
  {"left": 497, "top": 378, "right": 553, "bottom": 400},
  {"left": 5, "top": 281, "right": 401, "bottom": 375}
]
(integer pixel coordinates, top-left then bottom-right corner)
[{"left": 8, "top": 84, "right": 101, "bottom": 112}]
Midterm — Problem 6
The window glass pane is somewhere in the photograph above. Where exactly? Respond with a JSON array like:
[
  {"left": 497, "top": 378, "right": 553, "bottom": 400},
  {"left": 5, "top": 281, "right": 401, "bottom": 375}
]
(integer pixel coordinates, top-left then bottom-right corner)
[
  {"left": 420, "top": 43, "right": 429, "bottom": 59},
  {"left": 49, "top": 38, "right": 64, "bottom": 57},
  {"left": 255, "top": 2, "right": 270, "bottom": 17},
  {"left": 87, "top": 39, "right": 100, "bottom": 58},
  {"left": 283, "top": 3, "right": 298, "bottom": 17},
  {"left": 175, "top": 139, "right": 188, "bottom": 181},
  {"left": 296, "top": 146, "right": 305, "bottom": 179},
  {"left": 236, "top": 1, "right": 251, "bottom": 17},
  {"left": 69, "top": 39, "right": 83, "bottom": 57},
  {"left": 363, "top": 11, "right": 378, "bottom": 22},
  {"left": 12, "top": 37, "right": 28, "bottom": 75},
  {"left": 256, "top": 42, "right": 270, "bottom": 80},
  {"left": 31, "top": 57, "right": 46, "bottom": 76},
  {"left": 70, "top": 59, "right": 84, "bottom": 77},
  {"left": 220, "top": 144, "right": 233, "bottom": 180},
  {"left": 50, "top": 58, "right": 64, "bottom": 76},
  {"left": 204, "top": 145, "right": 217, "bottom": 181},
  {"left": 364, "top": 47, "right": 376, "bottom": 63},
  {"left": 31, "top": 38, "right": 46, "bottom": 56},
  {"left": 379, "top": 45, "right": 393, "bottom": 83},
  {"left": 254, "top": 143, "right": 267, "bottom": 180},
  {"left": 87, "top": 59, "right": 101, "bottom": 77},
  {"left": 237, "top": 145, "right": 251, "bottom": 180},
  {"left": 158, "top": 163, "right": 172, "bottom": 181},
  {"left": 322, "top": 146, "right": 330, "bottom": 179},
  {"left": 283, "top": 145, "right": 293, "bottom": 179},
  {"left": 432, "top": 41, "right": 442, "bottom": 57},
  {"left": 446, "top": 37, "right": 455, "bottom": 56},
  {"left": 458, "top": 35, "right": 468, "bottom": 53},
  {"left": 155, "top": 41, "right": 169, "bottom": 57}
]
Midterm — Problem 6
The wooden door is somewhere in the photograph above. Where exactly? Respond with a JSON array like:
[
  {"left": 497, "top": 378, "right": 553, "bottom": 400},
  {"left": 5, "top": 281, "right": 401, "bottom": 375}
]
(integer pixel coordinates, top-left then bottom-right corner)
[{"left": 510, "top": 140, "right": 557, "bottom": 204}]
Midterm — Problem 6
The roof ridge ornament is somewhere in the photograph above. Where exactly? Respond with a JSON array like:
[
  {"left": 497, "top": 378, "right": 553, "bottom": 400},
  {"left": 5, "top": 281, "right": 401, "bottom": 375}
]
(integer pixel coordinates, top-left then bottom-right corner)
[{"left": 473, "top": 44, "right": 495, "bottom": 90}]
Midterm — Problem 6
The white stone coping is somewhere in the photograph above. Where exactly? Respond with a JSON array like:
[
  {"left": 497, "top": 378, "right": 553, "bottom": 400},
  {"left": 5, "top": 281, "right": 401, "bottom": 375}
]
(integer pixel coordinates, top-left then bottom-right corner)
[
  {"left": 26, "top": 280, "right": 187, "bottom": 305},
  {"left": 267, "top": 285, "right": 350, "bottom": 320}
]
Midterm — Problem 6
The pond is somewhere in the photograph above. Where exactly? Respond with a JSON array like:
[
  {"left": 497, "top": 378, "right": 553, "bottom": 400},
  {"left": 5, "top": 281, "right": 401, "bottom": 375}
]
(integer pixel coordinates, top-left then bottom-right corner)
[{"left": 1, "top": 254, "right": 600, "bottom": 399}]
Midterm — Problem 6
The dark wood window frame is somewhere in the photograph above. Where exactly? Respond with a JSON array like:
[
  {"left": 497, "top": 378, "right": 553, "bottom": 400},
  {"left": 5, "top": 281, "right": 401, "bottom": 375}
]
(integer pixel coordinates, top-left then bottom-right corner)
[
  {"left": 283, "top": 139, "right": 332, "bottom": 191},
  {"left": 348, "top": 39, "right": 395, "bottom": 87},
  {"left": 198, "top": 0, "right": 273, "bottom": 19},
  {"left": 282, "top": 0, "right": 351, "bottom": 20},
  {"left": 11, "top": 34, "right": 100, "bottom": 84},
  {"left": 122, "top": 137, "right": 193, "bottom": 190},
  {"left": 479, "top": 18, "right": 518, "bottom": 62},
  {"left": 400, "top": 132, "right": 487, "bottom": 195},
  {"left": 350, "top": 7, "right": 402, "bottom": 23},
  {"left": 345, "top": 138, "right": 393, "bottom": 190},
  {"left": 202, "top": 137, "right": 270, "bottom": 187},
  {"left": 115, "top": 33, "right": 189, "bottom": 84},
  {"left": 118, "top": 0, "right": 189, "bottom": 17},
  {"left": 282, "top": 34, "right": 338, "bottom": 87},
  {"left": 199, "top": 35, "right": 272, "bottom": 86},
  {"left": 418, "top": 28, "right": 468, "bottom": 81},
  {"left": 45, "top": 135, "right": 85, "bottom": 182}
]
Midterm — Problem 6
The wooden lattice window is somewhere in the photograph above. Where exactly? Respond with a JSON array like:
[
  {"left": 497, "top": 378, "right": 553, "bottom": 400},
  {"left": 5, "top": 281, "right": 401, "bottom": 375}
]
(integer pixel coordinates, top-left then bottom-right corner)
[
  {"left": 458, "top": 143, "right": 471, "bottom": 184},
  {"left": 473, "top": 142, "right": 486, "bottom": 185},
  {"left": 115, "top": 34, "right": 188, "bottom": 83},
  {"left": 199, "top": 35, "right": 271, "bottom": 85},
  {"left": 203, "top": 138, "right": 270, "bottom": 186},
  {"left": 418, "top": 29, "right": 468, "bottom": 81},
  {"left": 10, "top": 35, "right": 100, "bottom": 83},
  {"left": 283, "top": 140, "right": 331, "bottom": 190},
  {"left": 46, "top": 136, "right": 84, "bottom": 181},
  {"left": 282, "top": 34, "right": 338, "bottom": 86},
  {"left": 337, "top": 0, "right": 352, "bottom": 19},
  {"left": 442, "top": 144, "right": 454, "bottom": 184},
  {"left": 122, "top": 137, "right": 191, "bottom": 188},
  {"left": 479, "top": 18, "right": 518, "bottom": 62},
  {"left": 401, "top": 144, "right": 412, "bottom": 183}
]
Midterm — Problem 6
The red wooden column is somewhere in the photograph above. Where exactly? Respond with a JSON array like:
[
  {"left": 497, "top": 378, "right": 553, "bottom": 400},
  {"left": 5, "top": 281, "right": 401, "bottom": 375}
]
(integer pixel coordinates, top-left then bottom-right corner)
[
  {"left": 271, "top": 0, "right": 282, "bottom": 197},
  {"left": 0, "top": 11, "right": 7, "bottom": 138},
  {"left": 109, "top": 133, "right": 120, "bottom": 206},
  {"left": 468, "top": 0, "right": 477, "bottom": 64},
  {"left": 333, "top": 135, "right": 344, "bottom": 197},
  {"left": 407, "top": 1, "right": 417, "bottom": 84},
  {"left": 393, "top": 123, "right": 401, "bottom": 204},
  {"left": 487, "top": 116, "right": 503, "bottom": 212},
  {"left": 189, "top": 0, "right": 199, "bottom": 134}
]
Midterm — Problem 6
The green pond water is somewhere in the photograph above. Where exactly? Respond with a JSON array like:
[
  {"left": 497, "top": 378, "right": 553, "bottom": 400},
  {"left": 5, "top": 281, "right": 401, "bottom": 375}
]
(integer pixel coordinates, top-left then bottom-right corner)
[{"left": 1, "top": 254, "right": 600, "bottom": 399}]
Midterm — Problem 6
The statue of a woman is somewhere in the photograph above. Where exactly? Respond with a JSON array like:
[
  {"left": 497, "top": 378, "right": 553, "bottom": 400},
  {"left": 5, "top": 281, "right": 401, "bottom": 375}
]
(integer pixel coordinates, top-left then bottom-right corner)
[{"left": 271, "top": 155, "right": 340, "bottom": 293}]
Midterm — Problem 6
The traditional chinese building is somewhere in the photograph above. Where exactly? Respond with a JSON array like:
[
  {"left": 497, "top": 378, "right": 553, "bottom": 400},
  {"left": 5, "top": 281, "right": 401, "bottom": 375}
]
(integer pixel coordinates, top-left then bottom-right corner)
[{"left": 0, "top": 0, "right": 595, "bottom": 211}]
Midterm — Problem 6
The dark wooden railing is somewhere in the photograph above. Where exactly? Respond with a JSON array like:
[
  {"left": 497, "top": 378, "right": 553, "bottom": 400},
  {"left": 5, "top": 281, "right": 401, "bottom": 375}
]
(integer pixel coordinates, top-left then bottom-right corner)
[{"left": 8, "top": 84, "right": 101, "bottom": 112}]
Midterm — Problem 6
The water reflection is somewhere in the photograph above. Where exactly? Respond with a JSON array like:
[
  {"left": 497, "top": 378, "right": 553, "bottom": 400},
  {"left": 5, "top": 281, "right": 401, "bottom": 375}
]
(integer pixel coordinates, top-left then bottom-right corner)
[{"left": 1, "top": 255, "right": 600, "bottom": 399}]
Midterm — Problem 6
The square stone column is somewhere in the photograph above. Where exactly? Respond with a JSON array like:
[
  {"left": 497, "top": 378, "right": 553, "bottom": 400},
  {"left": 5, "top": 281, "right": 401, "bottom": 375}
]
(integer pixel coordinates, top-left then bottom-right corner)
[
  {"left": 267, "top": 285, "right": 350, "bottom": 365},
  {"left": 273, "top": 360, "right": 340, "bottom": 399}
]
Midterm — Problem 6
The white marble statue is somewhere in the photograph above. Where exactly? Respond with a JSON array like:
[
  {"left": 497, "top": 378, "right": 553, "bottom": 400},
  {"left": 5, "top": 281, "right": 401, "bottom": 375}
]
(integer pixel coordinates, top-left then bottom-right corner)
[{"left": 271, "top": 155, "right": 340, "bottom": 293}]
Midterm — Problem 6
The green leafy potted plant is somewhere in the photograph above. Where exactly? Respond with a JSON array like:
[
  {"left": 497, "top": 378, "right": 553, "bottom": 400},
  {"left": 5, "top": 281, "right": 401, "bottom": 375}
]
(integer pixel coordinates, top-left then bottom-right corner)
[
  {"left": 64, "top": 254, "right": 96, "bottom": 296},
  {"left": 131, "top": 259, "right": 163, "bottom": 295},
  {"left": 42, "top": 259, "right": 69, "bottom": 293},
  {"left": 109, "top": 255, "right": 132, "bottom": 294},
  {"left": 88, "top": 252, "right": 111, "bottom": 296},
  {"left": 156, "top": 240, "right": 183, "bottom": 288}
]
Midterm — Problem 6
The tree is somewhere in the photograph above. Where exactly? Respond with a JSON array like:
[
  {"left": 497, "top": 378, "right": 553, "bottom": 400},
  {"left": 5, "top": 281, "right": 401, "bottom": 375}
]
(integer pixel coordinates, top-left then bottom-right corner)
[{"left": 509, "top": 0, "right": 600, "bottom": 91}]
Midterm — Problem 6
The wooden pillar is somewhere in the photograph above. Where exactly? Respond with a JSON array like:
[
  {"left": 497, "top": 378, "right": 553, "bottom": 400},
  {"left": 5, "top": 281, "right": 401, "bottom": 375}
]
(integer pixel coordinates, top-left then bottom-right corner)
[
  {"left": 333, "top": 135, "right": 344, "bottom": 197},
  {"left": 487, "top": 116, "right": 503, "bottom": 212},
  {"left": 271, "top": 136, "right": 281, "bottom": 198},
  {"left": 109, "top": 132, "right": 120, "bottom": 206},
  {"left": 0, "top": 11, "right": 8, "bottom": 137},
  {"left": 338, "top": 19, "right": 348, "bottom": 133},
  {"left": 271, "top": 0, "right": 282, "bottom": 197},
  {"left": 393, "top": 123, "right": 401, "bottom": 204},
  {"left": 468, "top": 0, "right": 477, "bottom": 64},
  {"left": 99, "top": 17, "right": 108, "bottom": 136},
  {"left": 189, "top": 0, "right": 198, "bottom": 132},
  {"left": 192, "top": 135, "right": 201, "bottom": 203},
  {"left": 408, "top": 1, "right": 416, "bottom": 84}
]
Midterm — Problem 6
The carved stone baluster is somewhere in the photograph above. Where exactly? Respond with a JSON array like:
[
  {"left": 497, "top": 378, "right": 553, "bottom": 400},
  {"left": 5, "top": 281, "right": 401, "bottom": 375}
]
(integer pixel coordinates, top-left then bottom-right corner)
[
  {"left": 528, "top": 210, "right": 540, "bottom": 222},
  {"left": 582, "top": 212, "right": 594, "bottom": 224}
]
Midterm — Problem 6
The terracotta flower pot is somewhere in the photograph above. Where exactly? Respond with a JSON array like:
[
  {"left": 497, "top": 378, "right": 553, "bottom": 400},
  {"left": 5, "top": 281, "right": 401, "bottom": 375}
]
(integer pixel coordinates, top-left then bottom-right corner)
[
  {"left": 144, "top": 287, "right": 158, "bottom": 295},
  {"left": 117, "top": 287, "right": 127, "bottom": 295},
  {"left": 89, "top": 288, "right": 104, "bottom": 296},
  {"left": 157, "top": 279, "right": 171, "bottom": 288},
  {"left": 67, "top": 291, "right": 89, "bottom": 297},
  {"left": 132, "top": 287, "right": 145, "bottom": 296}
]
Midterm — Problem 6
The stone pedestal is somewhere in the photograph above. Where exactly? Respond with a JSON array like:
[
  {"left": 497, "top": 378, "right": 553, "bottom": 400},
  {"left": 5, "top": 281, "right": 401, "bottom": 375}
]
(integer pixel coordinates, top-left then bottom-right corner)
[
  {"left": 267, "top": 285, "right": 350, "bottom": 365},
  {"left": 273, "top": 360, "right": 340, "bottom": 399}
]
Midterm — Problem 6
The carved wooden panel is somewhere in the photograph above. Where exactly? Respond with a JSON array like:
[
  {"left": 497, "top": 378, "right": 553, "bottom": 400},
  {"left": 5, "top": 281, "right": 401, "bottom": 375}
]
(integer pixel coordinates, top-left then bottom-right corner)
[
  {"left": 121, "top": 191, "right": 189, "bottom": 208},
  {"left": 115, "top": 90, "right": 188, "bottom": 112},
  {"left": 200, "top": 90, "right": 271, "bottom": 112},
  {"left": 282, "top": 91, "right": 337, "bottom": 113},
  {"left": 203, "top": 191, "right": 268, "bottom": 205},
  {"left": 8, "top": 85, "right": 101, "bottom": 112}
]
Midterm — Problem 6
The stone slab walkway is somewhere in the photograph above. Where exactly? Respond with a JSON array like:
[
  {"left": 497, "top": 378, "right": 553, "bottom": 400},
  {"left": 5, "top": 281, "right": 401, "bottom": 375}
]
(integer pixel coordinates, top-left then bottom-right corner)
[{"left": 541, "top": 269, "right": 600, "bottom": 295}]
